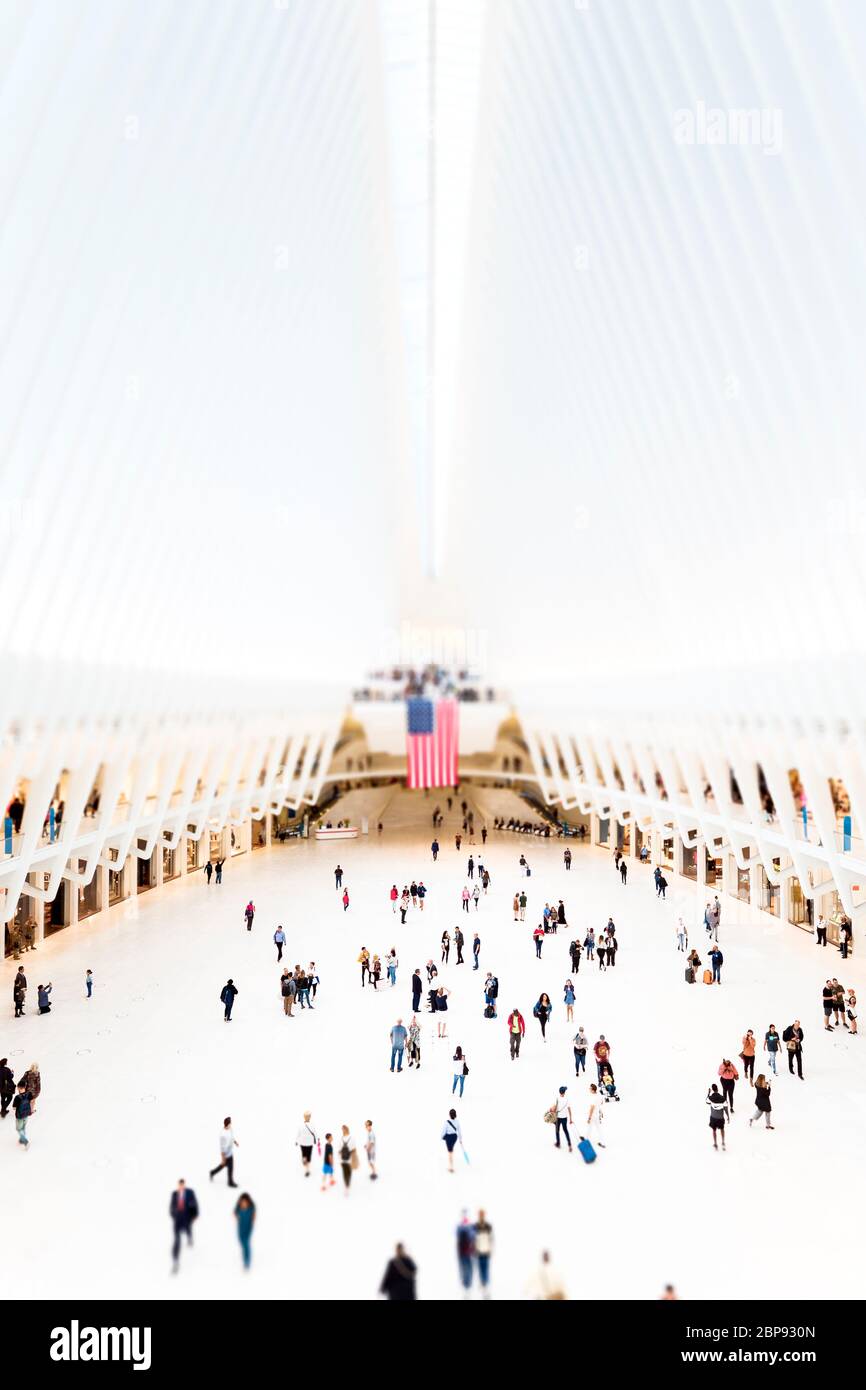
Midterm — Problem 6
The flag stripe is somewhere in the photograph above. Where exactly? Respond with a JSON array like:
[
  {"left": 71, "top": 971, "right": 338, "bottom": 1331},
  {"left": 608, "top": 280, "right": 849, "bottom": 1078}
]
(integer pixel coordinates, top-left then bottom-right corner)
[{"left": 406, "top": 698, "right": 458, "bottom": 788}]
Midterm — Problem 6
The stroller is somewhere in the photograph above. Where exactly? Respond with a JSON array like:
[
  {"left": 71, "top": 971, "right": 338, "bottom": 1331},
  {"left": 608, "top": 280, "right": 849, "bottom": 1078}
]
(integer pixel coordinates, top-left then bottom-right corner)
[{"left": 600, "top": 1069, "right": 620, "bottom": 1103}]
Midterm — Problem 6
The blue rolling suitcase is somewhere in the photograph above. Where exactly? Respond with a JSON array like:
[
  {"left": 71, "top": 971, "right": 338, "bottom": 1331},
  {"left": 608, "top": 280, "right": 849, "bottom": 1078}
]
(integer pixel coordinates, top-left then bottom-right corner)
[{"left": 578, "top": 1137, "right": 597, "bottom": 1164}]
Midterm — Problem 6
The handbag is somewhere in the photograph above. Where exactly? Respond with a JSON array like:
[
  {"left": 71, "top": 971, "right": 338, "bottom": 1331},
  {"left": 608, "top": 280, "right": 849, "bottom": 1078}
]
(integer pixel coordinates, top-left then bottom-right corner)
[
  {"left": 350, "top": 1148, "right": 360, "bottom": 1170},
  {"left": 463, "top": 1062, "right": 469, "bottom": 1076},
  {"left": 543, "top": 1108, "right": 557, "bottom": 1124}
]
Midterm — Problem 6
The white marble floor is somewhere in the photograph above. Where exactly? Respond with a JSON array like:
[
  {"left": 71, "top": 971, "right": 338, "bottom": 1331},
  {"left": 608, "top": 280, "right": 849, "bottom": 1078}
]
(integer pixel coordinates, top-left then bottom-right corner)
[{"left": 1, "top": 788, "right": 863, "bottom": 1301}]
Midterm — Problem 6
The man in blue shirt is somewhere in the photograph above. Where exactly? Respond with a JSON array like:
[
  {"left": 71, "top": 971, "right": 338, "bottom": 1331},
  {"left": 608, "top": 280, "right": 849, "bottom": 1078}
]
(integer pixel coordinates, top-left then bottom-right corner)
[{"left": 390, "top": 1019, "right": 408, "bottom": 1072}]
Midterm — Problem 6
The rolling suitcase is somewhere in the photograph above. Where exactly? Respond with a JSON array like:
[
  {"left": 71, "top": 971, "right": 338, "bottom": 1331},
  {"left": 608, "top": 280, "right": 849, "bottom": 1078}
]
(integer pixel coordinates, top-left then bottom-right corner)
[
  {"left": 578, "top": 1137, "right": 597, "bottom": 1164},
  {"left": 703, "top": 969, "right": 713, "bottom": 985},
  {"left": 685, "top": 967, "right": 695, "bottom": 984}
]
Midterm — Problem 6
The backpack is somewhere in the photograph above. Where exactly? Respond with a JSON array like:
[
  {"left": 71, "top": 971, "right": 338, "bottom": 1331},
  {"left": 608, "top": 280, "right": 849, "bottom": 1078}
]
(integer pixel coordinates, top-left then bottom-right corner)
[{"left": 484, "top": 1004, "right": 495, "bottom": 1019}]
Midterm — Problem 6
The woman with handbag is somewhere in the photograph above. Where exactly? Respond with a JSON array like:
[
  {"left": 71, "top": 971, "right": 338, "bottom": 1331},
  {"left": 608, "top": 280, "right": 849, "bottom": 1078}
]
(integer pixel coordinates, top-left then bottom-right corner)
[
  {"left": 452, "top": 1046, "right": 469, "bottom": 1097},
  {"left": 533, "top": 993, "right": 552, "bottom": 1042}
]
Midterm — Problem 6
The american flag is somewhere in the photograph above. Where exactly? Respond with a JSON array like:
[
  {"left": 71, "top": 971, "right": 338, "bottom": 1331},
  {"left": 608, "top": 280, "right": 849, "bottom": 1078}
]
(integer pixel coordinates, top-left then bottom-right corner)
[{"left": 406, "top": 697, "right": 459, "bottom": 789}]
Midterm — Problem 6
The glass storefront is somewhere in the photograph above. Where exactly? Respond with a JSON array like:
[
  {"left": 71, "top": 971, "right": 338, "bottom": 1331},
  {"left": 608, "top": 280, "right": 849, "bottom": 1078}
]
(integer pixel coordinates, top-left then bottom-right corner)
[
  {"left": 43, "top": 874, "right": 67, "bottom": 936},
  {"left": 109, "top": 867, "right": 124, "bottom": 905},
  {"left": 186, "top": 833, "right": 200, "bottom": 872},
  {"left": 209, "top": 829, "right": 224, "bottom": 861},
  {"left": 681, "top": 844, "right": 697, "bottom": 880},
  {"left": 615, "top": 821, "right": 630, "bottom": 852},
  {"left": 163, "top": 846, "right": 178, "bottom": 881},
  {"left": 596, "top": 817, "right": 610, "bottom": 846},
  {"left": 252, "top": 817, "right": 266, "bottom": 849},
  {"left": 788, "top": 877, "right": 813, "bottom": 929},
  {"left": 137, "top": 845, "right": 155, "bottom": 893},
  {"left": 77, "top": 862, "right": 100, "bottom": 920},
  {"left": 229, "top": 825, "right": 245, "bottom": 856},
  {"left": 705, "top": 851, "right": 722, "bottom": 885},
  {"left": 757, "top": 865, "right": 780, "bottom": 916},
  {"left": 662, "top": 836, "right": 674, "bottom": 866},
  {"left": 736, "top": 863, "right": 751, "bottom": 902}
]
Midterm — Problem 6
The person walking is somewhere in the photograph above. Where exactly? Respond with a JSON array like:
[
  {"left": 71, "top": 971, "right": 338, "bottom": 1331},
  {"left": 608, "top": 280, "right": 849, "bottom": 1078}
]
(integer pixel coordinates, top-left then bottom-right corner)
[
  {"left": 569, "top": 939, "right": 582, "bottom": 974},
  {"left": 472, "top": 932, "right": 481, "bottom": 970},
  {"left": 461, "top": 886, "right": 470, "bottom": 914},
  {"left": 335, "top": 864, "right": 343, "bottom": 889},
  {"left": 816, "top": 913, "right": 828, "bottom": 947},
  {"left": 431, "top": 838, "right": 439, "bottom": 862},
  {"left": 12, "top": 1081, "right": 31, "bottom": 1149},
  {"left": 740, "top": 1030, "right": 756, "bottom": 1082},
  {"left": 363, "top": 1119, "right": 378, "bottom": 1180},
  {"left": 573, "top": 1026, "right": 588, "bottom": 1076},
  {"left": 204, "top": 860, "right": 213, "bottom": 885},
  {"left": 244, "top": 900, "right": 255, "bottom": 931},
  {"left": 169, "top": 1179, "right": 199, "bottom": 1271},
  {"left": 442, "top": 1109, "right": 464, "bottom": 1173},
  {"left": 764, "top": 1024, "right": 781, "bottom": 1074},
  {"left": 586, "top": 1083, "right": 605, "bottom": 1150},
  {"left": 676, "top": 919, "right": 687, "bottom": 952},
  {"left": 399, "top": 892, "right": 408, "bottom": 925},
  {"left": 435, "top": 987, "right": 451, "bottom": 1038},
  {"left": 706, "top": 1085, "right": 729, "bottom": 1151},
  {"left": 533, "top": 993, "right": 552, "bottom": 1042},
  {"left": 528, "top": 1250, "right": 567, "bottom": 1301},
  {"left": 321, "top": 1133, "right": 336, "bottom": 1190},
  {"left": 718, "top": 1059, "right": 739, "bottom": 1114},
  {"left": 441, "top": 931, "right": 451, "bottom": 965},
  {"left": 407, "top": 1015, "right": 422, "bottom": 1069},
  {"left": 472, "top": 883, "right": 481, "bottom": 911},
  {"left": 452, "top": 1046, "right": 468, "bottom": 1098},
  {"left": 20, "top": 1063, "right": 40, "bottom": 1114},
  {"left": 657, "top": 873, "right": 668, "bottom": 899},
  {"left": 467, "top": 856, "right": 474, "bottom": 880},
  {"left": 783, "top": 1021, "right": 804, "bottom": 1078},
  {"left": 596, "top": 935, "right": 607, "bottom": 971},
  {"left": 295, "top": 1112, "right": 318, "bottom": 1177},
  {"left": 749, "top": 1075, "right": 774, "bottom": 1130},
  {"left": 564, "top": 847, "right": 572, "bottom": 870},
  {"left": 410, "top": 881, "right": 418, "bottom": 909},
  {"left": 411, "top": 968, "right": 422, "bottom": 1013},
  {"left": 563, "top": 979, "right": 575, "bottom": 1023},
  {"left": 475, "top": 1211, "right": 493, "bottom": 1296},
  {"left": 370, "top": 955, "right": 382, "bottom": 989},
  {"left": 620, "top": 859, "right": 627, "bottom": 885},
  {"left": 456, "top": 1213, "right": 475, "bottom": 1295},
  {"left": 339, "top": 1126, "right": 357, "bottom": 1196},
  {"left": 593, "top": 1035, "right": 612, "bottom": 1082},
  {"left": 417, "top": 881, "right": 426, "bottom": 910},
  {"left": 584, "top": 929, "right": 595, "bottom": 962},
  {"left": 710, "top": 945, "right": 724, "bottom": 984},
  {"left": 483, "top": 972, "right": 498, "bottom": 1018},
  {"left": 507, "top": 1007, "right": 525, "bottom": 1059},
  {"left": 454, "top": 928, "right": 465, "bottom": 965},
  {"left": 342, "top": 887, "right": 350, "bottom": 912},
  {"left": 0, "top": 1058, "right": 13, "bottom": 1119},
  {"left": 358, "top": 947, "right": 370, "bottom": 987},
  {"left": 552, "top": 1086, "right": 573, "bottom": 1152},
  {"left": 390, "top": 1018, "right": 408, "bottom": 1072},
  {"left": 233, "top": 1193, "right": 255, "bottom": 1269},
  {"left": 533, "top": 924, "right": 544, "bottom": 959},
  {"left": 220, "top": 979, "right": 238, "bottom": 1022},
  {"left": 380, "top": 1244, "right": 417, "bottom": 1300},
  {"left": 273, "top": 926, "right": 285, "bottom": 962},
  {"left": 209, "top": 1116, "right": 239, "bottom": 1186}
]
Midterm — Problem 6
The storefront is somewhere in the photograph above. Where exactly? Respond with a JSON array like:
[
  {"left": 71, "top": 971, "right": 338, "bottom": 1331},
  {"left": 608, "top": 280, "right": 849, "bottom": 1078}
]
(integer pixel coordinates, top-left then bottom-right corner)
[
  {"left": 43, "top": 874, "right": 67, "bottom": 936},
  {"left": 681, "top": 843, "right": 697, "bottom": 880},
  {"left": 615, "top": 821, "right": 630, "bottom": 852},
  {"left": 109, "top": 865, "right": 125, "bottom": 905},
  {"left": 163, "top": 846, "right": 179, "bottom": 882},
  {"left": 186, "top": 833, "right": 201, "bottom": 873},
  {"left": 229, "top": 825, "right": 245, "bottom": 856},
  {"left": 788, "top": 877, "right": 813, "bottom": 930},
  {"left": 596, "top": 816, "right": 610, "bottom": 847},
  {"left": 209, "top": 829, "right": 225, "bottom": 862},
  {"left": 252, "top": 816, "right": 267, "bottom": 849},
  {"left": 77, "top": 862, "right": 101, "bottom": 920},
  {"left": 731, "top": 849, "right": 751, "bottom": 903},
  {"left": 704, "top": 847, "right": 723, "bottom": 885},
  {"left": 137, "top": 844, "right": 156, "bottom": 893},
  {"left": 757, "top": 862, "right": 780, "bottom": 916}
]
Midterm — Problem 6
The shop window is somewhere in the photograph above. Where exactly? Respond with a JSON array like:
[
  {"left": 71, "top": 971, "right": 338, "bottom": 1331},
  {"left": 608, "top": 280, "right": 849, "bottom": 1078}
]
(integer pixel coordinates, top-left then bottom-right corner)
[
  {"left": 596, "top": 817, "right": 610, "bottom": 846},
  {"left": 735, "top": 863, "right": 751, "bottom": 902},
  {"left": 186, "top": 835, "right": 200, "bottom": 872},
  {"left": 163, "top": 846, "right": 178, "bottom": 881},
  {"left": 681, "top": 844, "right": 697, "bottom": 880},
  {"left": 757, "top": 865, "right": 780, "bottom": 916},
  {"left": 788, "top": 878, "right": 813, "bottom": 929},
  {"left": 137, "top": 849, "right": 155, "bottom": 893},
  {"left": 77, "top": 863, "right": 100, "bottom": 920}
]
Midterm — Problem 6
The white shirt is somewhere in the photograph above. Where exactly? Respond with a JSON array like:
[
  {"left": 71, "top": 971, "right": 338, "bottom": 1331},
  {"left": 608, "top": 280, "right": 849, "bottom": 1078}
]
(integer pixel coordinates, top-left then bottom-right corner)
[
  {"left": 219, "top": 1127, "right": 235, "bottom": 1156},
  {"left": 555, "top": 1094, "right": 570, "bottom": 1117},
  {"left": 295, "top": 1122, "right": 317, "bottom": 1147}
]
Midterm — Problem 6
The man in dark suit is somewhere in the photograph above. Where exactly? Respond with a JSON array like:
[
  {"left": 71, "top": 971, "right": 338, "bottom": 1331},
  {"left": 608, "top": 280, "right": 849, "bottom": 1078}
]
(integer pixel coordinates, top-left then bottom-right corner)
[{"left": 170, "top": 1179, "right": 199, "bottom": 1270}]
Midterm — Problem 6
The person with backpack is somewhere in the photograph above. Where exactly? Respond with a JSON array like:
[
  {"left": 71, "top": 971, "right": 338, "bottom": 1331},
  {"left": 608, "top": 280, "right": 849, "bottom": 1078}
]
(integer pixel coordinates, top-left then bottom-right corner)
[
  {"left": 338, "top": 1126, "right": 357, "bottom": 1195},
  {"left": 552, "top": 1086, "right": 573, "bottom": 1152},
  {"left": 12, "top": 1081, "right": 31, "bottom": 1148},
  {"left": 783, "top": 1021, "right": 804, "bottom": 1079},
  {"left": 718, "top": 1059, "right": 739, "bottom": 1113},
  {"left": 749, "top": 1075, "right": 774, "bottom": 1130},
  {"left": 507, "top": 1007, "right": 525, "bottom": 1059},
  {"left": 442, "top": 1109, "right": 464, "bottom": 1172},
  {"left": 219, "top": 979, "right": 237, "bottom": 1022},
  {"left": 244, "top": 901, "right": 255, "bottom": 931},
  {"left": 706, "top": 1085, "right": 729, "bottom": 1150},
  {"left": 483, "top": 973, "right": 498, "bottom": 1018}
]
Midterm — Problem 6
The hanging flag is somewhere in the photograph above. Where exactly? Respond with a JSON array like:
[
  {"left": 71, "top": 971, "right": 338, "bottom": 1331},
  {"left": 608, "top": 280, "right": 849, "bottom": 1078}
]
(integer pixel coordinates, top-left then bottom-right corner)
[{"left": 406, "top": 697, "right": 458, "bottom": 789}]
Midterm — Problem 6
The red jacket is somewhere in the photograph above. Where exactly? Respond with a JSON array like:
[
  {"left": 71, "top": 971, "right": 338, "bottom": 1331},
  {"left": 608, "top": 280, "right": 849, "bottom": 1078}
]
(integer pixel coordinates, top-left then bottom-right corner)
[{"left": 507, "top": 1011, "right": 525, "bottom": 1035}]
